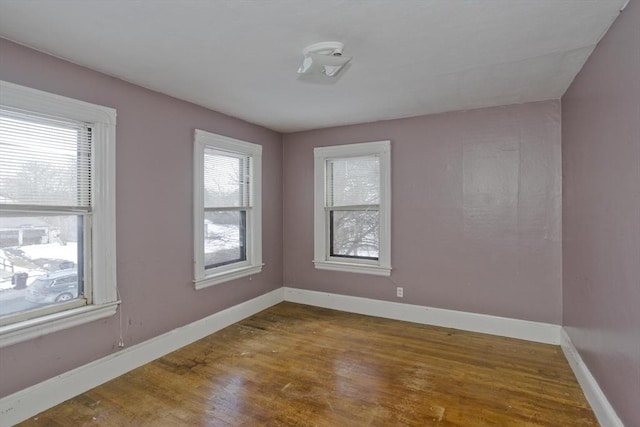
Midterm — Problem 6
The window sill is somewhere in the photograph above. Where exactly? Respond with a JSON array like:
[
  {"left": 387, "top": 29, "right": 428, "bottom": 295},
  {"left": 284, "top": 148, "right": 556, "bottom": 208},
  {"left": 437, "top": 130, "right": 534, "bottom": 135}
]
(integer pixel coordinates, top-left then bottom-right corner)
[
  {"left": 0, "top": 301, "right": 120, "bottom": 349},
  {"left": 194, "top": 264, "right": 263, "bottom": 290},
  {"left": 313, "top": 260, "right": 391, "bottom": 276}
]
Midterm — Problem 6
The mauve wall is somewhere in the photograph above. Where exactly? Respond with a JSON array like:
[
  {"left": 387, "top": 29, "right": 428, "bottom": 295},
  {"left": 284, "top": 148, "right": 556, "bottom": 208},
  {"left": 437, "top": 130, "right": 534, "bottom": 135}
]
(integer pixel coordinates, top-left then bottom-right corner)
[
  {"left": 283, "top": 100, "right": 562, "bottom": 324},
  {"left": 0, "top": 39, "right": 283, "bottom": 397},
  {"left": 561, "top": 1, "right": 640, "bottom": 425}
]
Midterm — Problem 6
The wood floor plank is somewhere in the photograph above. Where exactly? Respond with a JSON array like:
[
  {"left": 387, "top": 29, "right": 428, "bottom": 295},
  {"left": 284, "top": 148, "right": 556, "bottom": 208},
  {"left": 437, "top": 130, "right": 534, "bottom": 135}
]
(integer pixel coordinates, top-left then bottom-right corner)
[{"left": 19, "top": 302, "right": 598, "bottom": 426}]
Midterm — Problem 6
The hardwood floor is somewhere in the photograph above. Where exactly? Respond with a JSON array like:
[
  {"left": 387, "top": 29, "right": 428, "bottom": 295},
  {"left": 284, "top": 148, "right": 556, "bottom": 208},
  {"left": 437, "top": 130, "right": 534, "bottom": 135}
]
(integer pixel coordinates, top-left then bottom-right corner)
[{"left": 19, "top": 302, "right": 597, "bottom": 426}]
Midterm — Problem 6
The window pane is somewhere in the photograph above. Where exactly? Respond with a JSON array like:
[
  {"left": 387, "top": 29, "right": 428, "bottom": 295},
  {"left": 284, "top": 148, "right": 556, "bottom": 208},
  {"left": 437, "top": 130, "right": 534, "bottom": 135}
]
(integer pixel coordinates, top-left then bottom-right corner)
[
  {"left": 327, "top": 156, "right": 379, "bottom": 207},
  {"left": 0, "top": 215, "right": 83, "bottom": 317},
  {"left": 330, "top": 210, "right": 379, "bottom": 259},
  {"left": 0, "top": 110, "right": 92, "bottom": 208},
  {"left": 203, "top": 149, "right": 251, "bottom": 208},
  {"left": 204, "top": 210, "right": 246, "bottom": 268}
]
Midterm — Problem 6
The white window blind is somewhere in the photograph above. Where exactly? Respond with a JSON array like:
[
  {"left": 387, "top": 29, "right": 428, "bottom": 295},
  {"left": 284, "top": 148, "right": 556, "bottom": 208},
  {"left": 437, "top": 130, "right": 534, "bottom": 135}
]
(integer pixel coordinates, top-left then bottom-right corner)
[
  {"left": 326, "top": 155, "right": 380, "bottom": 207},
  {"left": 203, "top": 148, "right": 251, "bottom": 209},
  {"left": 0, "top": 107, "right": 92, "bottom": 209}
]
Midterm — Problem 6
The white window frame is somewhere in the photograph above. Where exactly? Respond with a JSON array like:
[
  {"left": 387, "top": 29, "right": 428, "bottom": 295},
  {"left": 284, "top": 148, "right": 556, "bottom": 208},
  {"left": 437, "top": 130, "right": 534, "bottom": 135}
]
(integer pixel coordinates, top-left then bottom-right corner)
[
  {"left": 0, "top": 80, "right": 118, "bottom": 348},
  {"left": 313, "top": 140, "right": 391, "bottom": 276},
  {"left": 193, "top": 130, "right": 262, "bottom": 289}
]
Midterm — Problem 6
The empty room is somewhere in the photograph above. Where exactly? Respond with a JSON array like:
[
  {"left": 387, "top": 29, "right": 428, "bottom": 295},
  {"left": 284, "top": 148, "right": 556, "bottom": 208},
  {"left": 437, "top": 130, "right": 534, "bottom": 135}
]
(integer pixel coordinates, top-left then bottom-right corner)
[{"left": 0, "top": 1, "right": 638, "bottom": 426}]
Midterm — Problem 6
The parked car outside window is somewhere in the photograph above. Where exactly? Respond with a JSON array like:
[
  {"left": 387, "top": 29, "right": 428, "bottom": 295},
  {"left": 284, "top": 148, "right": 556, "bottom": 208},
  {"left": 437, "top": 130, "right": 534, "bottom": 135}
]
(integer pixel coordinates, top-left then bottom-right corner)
[{"left": 25, "top": 269, "right": 78, "bottom": 304}]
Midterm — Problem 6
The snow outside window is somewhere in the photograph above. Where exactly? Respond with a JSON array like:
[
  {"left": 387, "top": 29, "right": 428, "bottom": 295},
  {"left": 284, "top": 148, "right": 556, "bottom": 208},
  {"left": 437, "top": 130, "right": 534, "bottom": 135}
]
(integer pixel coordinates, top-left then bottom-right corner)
[
  {"left": 193, "top": 130, "right": 262, "bottom": 289},
  {"left": 313, "top": 141, "right": 391, "bottom": 276},
  {"left": 0, "top": 81, "right": 118, "bottom": 348}
]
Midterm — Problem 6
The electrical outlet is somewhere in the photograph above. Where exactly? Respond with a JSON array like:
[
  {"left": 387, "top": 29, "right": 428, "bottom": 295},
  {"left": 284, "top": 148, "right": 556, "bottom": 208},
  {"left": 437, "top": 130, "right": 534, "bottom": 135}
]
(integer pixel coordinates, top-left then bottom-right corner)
[{"left": 396, "top": 287, "right": 403, "bottom": 298}]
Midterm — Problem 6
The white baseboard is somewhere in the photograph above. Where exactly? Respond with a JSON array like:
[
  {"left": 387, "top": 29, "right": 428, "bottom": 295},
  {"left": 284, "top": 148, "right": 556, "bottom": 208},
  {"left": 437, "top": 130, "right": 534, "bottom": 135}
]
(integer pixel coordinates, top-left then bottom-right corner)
[
  {"left": 0, "top": 286, "right": 575, "bottom": 426},
  {"left": 283, "top": 287, "right": 561, "bottom": 344},
  {"left": 560, "top": 329, "right": 624, "bottom": 427},
  {"left": 0, "top": 287, "right": 283, "bottom": 427}
]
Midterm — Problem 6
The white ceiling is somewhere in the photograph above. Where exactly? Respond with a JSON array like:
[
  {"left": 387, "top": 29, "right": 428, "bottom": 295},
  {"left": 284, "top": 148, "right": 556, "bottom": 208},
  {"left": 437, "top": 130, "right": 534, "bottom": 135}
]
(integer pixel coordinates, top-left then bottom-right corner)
[{"left": 0, "top": 0, "right": 626, "bottom": 133}]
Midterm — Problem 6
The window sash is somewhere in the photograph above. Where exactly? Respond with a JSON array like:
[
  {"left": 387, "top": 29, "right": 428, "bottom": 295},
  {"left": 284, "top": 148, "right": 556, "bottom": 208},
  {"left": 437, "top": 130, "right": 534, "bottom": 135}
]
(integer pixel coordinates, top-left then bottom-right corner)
[
  {"left": 325, "top": 155, "right": 380, "bottom": 208},
  {"left": 203, "top": 148, "right": 252, "bottom": 209},
  {"left": 325, "top": 155, "right": 382, "bottom": 261},
  {"left": 0, "top": 297, "right": 87, "bottom": 327},
  {"left": 0, "top": 210, "right": 92, "bottom": 325},
  {"left": 0, "top": 107, "right": 93, "bottom": 209},
  {"left": 204, "top": 208, "right": 248, "bottom": 269},
  {"left": 328, "top": 207, "right": 380, "bottom": 261},
  {"left": 0, "top": 204, "right": 91, "bottom": 214},
  {"left": 202, "top": 148, "right": 252, "bottom": 270}
]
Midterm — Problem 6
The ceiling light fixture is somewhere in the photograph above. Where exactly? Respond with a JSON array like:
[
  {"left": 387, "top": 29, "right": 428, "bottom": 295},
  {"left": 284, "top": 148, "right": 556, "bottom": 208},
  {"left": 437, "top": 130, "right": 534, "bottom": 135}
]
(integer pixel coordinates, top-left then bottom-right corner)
[{"left": 297, "top": 41, "right": 351, "bottom": 77}]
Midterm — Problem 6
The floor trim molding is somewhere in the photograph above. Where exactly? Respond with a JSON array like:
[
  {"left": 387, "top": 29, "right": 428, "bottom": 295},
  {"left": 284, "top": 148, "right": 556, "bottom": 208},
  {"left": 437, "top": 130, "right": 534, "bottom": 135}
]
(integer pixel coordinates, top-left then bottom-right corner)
[
  {"left": 0, "top": 288, "right": 284, "bottom": 426},
  {"left": 283, "top": 287, "right": 561, "bottom": 344},
  {"left": 0, "top": 287, "right": 585, "bottom": 426},
  {"left": 560, "top": 329, "right": 624, "bottom": 427}
]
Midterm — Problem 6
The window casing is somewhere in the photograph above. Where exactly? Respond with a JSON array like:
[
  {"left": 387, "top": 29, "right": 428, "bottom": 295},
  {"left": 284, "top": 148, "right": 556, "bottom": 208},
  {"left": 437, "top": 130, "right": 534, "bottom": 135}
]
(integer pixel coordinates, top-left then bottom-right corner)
[
  {"left": 0, "top": 80, "right": 118, "bottom": 348},
  {"left": 313, "top": 141, "right": 391, "bottom": 276},
  {"left": 193, "top": 130, "right": 262, "bottom": 289}
]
